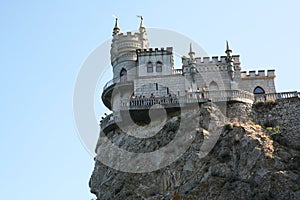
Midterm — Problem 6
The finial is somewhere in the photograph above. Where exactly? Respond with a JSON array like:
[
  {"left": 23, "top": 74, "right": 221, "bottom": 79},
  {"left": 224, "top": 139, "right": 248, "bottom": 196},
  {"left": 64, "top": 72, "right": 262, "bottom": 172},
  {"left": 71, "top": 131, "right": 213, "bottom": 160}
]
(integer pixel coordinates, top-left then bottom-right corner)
[
  {"left": 112, "top": 15, "right": 120, "bottom": 36},
  {"left": 190, "top": 43, "right": 193, "bottom": 53},
  {"left": 137, "top": 15, "right": 146, "bottom": 32},
  {"left": 225, "top": 40, "right": 232, "bottom": 55},
  {"left": 188, "top": 43, "right": 195, "bottom": 60}
]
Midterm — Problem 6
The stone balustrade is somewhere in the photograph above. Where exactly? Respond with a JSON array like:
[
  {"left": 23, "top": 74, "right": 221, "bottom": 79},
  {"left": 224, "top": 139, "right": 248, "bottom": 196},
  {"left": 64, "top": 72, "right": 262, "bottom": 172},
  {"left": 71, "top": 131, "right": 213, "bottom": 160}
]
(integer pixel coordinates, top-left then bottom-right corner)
[
  {"left": 254, "top": 91, "right": 299, "bottom": 102},
  {"left": 173, "top": 69, "right": 183, "bottom": 74},
  {"left": 120, "top": 90, "right": 254, "bottom": 109},
  {"left": 100, "top": 90, "right": 299, "bottom": 131}
]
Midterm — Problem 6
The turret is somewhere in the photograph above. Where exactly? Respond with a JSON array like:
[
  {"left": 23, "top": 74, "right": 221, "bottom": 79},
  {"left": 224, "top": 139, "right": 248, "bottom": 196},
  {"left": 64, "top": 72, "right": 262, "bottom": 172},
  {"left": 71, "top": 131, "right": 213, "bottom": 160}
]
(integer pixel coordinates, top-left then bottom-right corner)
[
  {"left": 110, "top": 17, "right": 149, "bottom": 80},
  {"left": 182, "top": 43, "right": 198, "bottom": 81},
  {"left": 112, "top": 17, "right": 120, "bottom": 36},
  {"left": 225, "top": 41, "right": 235, "bottom": 81}
]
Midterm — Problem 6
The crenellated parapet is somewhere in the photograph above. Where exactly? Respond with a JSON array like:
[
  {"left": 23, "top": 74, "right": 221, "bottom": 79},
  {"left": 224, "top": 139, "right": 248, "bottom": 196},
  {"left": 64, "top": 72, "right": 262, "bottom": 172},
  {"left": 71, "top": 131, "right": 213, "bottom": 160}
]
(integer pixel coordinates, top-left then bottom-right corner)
[
  {"left": 136, "top": 47, "right": 173, "bottom": 56},
  {"left": 195, "top": 55, "right": 240, "bottom": 65},
  {"left": 137, "top": 47, "right": 174, "bottom": 76},
  {"left": 241, "top": 70, "right": 276, "bottom": 79},
  {"left": 111, "top": 31, "right": 149, "bottom": 66}
]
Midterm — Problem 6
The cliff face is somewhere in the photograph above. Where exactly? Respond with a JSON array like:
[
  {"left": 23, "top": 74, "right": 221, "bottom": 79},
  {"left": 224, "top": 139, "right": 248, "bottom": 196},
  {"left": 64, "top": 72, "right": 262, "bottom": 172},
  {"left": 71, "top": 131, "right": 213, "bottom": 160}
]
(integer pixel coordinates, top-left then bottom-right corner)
[{"left": 89, "top": 98, "right": 300, "bottom": 200}]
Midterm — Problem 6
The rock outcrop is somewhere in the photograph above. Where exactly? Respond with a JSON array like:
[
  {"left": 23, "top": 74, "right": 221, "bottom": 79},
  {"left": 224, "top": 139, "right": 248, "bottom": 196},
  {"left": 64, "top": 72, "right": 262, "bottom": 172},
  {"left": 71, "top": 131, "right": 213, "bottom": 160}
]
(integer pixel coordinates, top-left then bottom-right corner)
[{"left": 89, "top": 99, "right": 300, "bottom": 200}]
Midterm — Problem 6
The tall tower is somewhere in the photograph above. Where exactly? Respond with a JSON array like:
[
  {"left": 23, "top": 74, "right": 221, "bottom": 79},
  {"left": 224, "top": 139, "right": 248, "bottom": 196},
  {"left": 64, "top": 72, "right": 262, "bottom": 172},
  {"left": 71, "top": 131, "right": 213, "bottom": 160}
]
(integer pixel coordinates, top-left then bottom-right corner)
[
  {"left": 110, "top": 17, "right": 149, "bottom": 81},
  {"left": 103, "top": 17, "right": 149, "bottom": 112}
]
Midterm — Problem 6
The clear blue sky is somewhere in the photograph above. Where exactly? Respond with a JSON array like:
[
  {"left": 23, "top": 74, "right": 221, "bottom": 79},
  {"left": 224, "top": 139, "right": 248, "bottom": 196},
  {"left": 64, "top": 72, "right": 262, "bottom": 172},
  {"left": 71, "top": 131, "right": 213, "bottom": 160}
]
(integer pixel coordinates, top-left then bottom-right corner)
[{"left": 0, "top": 1, "right": 299, "bottom": 199}]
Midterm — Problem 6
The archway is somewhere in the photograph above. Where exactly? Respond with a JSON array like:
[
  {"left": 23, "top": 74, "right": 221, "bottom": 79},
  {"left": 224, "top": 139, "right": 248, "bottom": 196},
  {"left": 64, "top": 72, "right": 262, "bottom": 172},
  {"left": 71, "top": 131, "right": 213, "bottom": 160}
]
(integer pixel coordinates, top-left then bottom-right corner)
[
  {"left": 253, "top": 86, "right": 265, "bottom": 94},
  {"left": 120, "top": 68, "right": 127, "bottom": 82},
  {"left": 209, "top": 81, "right": 219, "bottom": 91}
]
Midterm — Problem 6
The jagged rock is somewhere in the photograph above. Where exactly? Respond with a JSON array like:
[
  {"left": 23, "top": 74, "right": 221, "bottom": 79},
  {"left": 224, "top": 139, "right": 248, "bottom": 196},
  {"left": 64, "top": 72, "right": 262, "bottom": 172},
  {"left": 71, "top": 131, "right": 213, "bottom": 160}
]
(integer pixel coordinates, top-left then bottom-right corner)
[{"left": 90, "top": 100, "right": 300, "bottom": 200}]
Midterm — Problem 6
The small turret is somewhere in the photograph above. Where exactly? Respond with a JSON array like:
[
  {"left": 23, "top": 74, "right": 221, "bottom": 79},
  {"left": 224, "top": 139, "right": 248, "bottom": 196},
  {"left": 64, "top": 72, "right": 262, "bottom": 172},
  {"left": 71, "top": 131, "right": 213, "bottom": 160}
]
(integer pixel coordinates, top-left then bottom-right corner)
[
  {"left": 188, "top": 43, "right": 196, "bottom": 61},
  {"left": 112, "top": 17, "right": 120, "bottom": 36},
  {"left": 225, "top": 40, "right": 232, "bottom": 57},
  {"left": 225, "top": 41, "right": 235, "bottom": 81}
]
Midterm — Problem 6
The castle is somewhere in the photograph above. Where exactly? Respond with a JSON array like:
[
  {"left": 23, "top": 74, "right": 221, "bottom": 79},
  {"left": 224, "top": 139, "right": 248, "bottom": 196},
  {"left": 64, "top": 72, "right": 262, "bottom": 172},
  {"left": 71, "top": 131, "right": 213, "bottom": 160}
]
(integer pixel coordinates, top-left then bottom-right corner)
[
  {"left": 100, "top": 17, "right": 298, "bottom": 131},
  {"left": 90, "top": 17, "right": 300, "bottom": 200}
]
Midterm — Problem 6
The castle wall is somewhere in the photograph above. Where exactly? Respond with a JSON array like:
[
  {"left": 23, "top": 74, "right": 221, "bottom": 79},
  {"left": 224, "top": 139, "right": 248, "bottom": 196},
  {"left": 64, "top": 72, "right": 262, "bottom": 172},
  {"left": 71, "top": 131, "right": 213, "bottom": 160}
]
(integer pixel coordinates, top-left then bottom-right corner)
[
  {"left": 137, "top": 48, "right": 174, "bottom": 77},
  {"left": 134, "top": 75, "right": 185, "bottom": 97},
  {"left": 252, "top": 97, "right": 300, "bottom": 150},
  {"left": 193, "top": 64, "right": 236, "bottom": 91},
  {"left": 239, "top": 70, "right": 276, "bottom": 94}
]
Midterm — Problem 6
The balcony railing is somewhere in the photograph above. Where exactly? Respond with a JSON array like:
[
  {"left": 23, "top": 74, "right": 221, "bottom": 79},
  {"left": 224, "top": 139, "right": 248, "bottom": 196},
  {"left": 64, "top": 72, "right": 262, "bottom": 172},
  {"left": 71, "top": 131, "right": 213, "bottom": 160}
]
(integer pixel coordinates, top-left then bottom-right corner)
[
  {"left": 100, "top": 90, "right": 299, "bottom": 131},
  {"left": 103, "top": 77, "right": 134, "bottom": 92},
  {"left": 120, "top": 90, "right": 254, "bottom": 109},
  {"left": 254, "top": 91, "right": 299, "bottom": 102},
  {"left": 174, "top": 69, "right": 183, "bottom": 74}
]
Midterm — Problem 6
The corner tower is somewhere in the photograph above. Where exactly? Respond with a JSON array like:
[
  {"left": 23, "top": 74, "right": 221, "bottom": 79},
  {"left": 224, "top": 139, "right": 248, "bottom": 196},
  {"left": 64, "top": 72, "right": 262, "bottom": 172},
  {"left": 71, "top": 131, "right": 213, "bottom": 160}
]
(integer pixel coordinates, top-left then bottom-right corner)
[
  {"left": 110, "top": 17, "right": 149, "bottom": 82},
  {"left": 102, "top": 17, "right": 149, "bottom": 111}
]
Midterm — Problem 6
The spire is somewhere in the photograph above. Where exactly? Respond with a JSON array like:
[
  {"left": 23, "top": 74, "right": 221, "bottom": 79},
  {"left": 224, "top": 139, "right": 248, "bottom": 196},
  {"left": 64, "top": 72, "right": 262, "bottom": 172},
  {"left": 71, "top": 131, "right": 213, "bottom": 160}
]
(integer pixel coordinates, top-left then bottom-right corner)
[
  {"left": 137, "top": 15, "right": 146, "bottom": 32},
  {"left": 188, "top": 43, "right": 195, "bottom": 60},
  {"left": 225, "top": 40, "right": 232, "bottom": 56},
  {"left": 225, "top": 40, "right": 235, "bottom": 80},
  {"left": 112, "top": 16, "right": 120, "bottom": 36}
]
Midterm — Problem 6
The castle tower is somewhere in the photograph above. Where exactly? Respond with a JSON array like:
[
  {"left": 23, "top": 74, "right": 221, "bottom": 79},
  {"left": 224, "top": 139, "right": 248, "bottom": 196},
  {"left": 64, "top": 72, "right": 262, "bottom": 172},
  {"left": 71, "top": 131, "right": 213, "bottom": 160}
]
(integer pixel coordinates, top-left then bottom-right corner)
[
  {"left": 103, "top": 17, "right": 150, "bottom": 112},
  {"left": 110, "top": 17, "right": 149, "bottom": 81}
]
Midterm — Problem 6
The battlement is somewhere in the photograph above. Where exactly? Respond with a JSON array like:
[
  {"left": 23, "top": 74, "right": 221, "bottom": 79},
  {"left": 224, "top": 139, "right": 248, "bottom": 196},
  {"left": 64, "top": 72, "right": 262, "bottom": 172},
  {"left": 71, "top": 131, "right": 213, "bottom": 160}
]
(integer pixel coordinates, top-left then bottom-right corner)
[
  {"left": 117, "top": 31, "right": 141, "bottom": 38},
  {"left": 193, "top": 55, "right": 240, "bottom": 64},
  {"left": 241, "top": 70, "right": 276, "bottom": 78},
  {"left": 137, "top": 47, "right": 173, "bottom": 56}
]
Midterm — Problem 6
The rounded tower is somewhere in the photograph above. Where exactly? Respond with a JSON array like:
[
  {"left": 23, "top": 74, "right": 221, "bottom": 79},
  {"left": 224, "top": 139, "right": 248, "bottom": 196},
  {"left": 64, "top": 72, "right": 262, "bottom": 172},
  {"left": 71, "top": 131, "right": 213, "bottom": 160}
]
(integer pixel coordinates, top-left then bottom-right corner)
[
  {"left": 103, "top": 17, "right": 149, "bottom": 111},
  {"left": 110, "top": 17, "right": 149, "bottom": 81}
]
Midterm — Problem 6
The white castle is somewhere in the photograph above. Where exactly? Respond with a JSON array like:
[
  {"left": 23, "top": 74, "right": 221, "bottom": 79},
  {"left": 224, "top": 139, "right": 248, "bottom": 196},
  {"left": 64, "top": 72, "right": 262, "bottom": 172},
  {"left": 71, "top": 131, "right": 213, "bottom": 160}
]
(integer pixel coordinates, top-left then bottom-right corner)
[{"left": 100, "top": 17, "right": 283, "bottom": 130}]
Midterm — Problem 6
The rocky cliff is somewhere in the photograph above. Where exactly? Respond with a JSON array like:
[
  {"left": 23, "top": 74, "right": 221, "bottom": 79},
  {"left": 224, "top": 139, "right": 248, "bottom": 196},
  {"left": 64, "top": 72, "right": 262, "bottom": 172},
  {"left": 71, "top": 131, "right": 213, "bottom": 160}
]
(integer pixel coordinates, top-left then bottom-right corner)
[{"left": 89, "top": 98, "right": 300, "bottom": 200}]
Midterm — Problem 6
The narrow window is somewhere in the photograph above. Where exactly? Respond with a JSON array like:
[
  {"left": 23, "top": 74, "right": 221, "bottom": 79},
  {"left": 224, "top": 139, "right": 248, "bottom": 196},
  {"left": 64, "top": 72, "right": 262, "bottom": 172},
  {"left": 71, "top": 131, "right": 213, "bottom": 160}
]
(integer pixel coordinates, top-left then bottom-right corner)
[
  {"left": 147, "top": 62, "right": 153, "bottom": 73},
  {"left": 156, "top": 83, "right": 158, "bottom": 90},
  {"left": 156, "top": 61, "right": 162, "bottom": 72},
  {"left": 167, "top": 88, "right": 169, "bottom": 94},
  {"left": 120, "top": 68, "right": 127, "bottom": 82}
]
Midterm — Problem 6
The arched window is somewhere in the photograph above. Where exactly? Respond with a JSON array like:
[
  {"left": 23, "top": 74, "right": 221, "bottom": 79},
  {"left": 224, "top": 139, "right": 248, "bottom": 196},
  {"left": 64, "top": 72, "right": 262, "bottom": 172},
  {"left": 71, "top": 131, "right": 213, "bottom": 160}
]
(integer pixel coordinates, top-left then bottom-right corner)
[
  {"left": 147, "top": 62, "right": 153, "bottom": 73},
  {"left": 120, "top": 68, "right": 127, "bottom": 82},
  {"left": 209, "top": 81, "right": 219, "bottom": 91},
  {"left": 253, "top": 86, "right": 265, "bottom": 94},
  {"left": 156, "top": 61, "right": 162, "bottom": 72}
]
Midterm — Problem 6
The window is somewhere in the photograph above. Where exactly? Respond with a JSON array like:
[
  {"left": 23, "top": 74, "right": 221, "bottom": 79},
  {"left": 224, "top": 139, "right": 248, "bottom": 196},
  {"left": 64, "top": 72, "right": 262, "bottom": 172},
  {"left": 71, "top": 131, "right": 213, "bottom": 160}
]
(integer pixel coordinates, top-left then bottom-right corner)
[
  {"left": 209, "top": 81, "right": 219, "bottom": 91},
  {"left": 120, "top": 68, "right": 127, "bottom": 82},
  {"left": 156, "top": 61, "right": 162, "bottom": 72},
  {"left": 147, "top": 62, "right": 153, "bottom": 73},
  {"left": 254, "top": 86, "right": 265, "bottom": 94}
]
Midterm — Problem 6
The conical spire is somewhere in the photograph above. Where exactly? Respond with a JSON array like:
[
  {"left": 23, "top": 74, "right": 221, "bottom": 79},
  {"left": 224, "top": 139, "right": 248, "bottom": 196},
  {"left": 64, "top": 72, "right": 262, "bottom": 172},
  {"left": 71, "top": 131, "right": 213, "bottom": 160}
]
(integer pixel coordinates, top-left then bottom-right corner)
[
  {"left": 112, "top": 16, "right": 120, "bottom": 36},
  {"left": 225, "top": 40, "right": 232, "bottom": 56},
  {"left": 188, "top": 43, "right": 195, "bottom": 60}
]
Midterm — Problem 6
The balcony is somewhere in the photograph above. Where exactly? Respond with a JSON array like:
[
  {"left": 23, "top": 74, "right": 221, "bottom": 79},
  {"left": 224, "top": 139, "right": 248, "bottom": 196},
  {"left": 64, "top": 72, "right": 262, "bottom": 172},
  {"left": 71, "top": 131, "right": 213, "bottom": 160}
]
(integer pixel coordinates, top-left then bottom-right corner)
[
  {"left": 101, "top": 77, "right": 134, "bottom": 110},
  {"left": 254, "top": 91, "right": 300, "bottom": 102},
  {"left": 100, "top": 89, "right": 255, "bottom": 131},
  {"left": 120, "top": 90, "right": 254, "bottom": 109}
]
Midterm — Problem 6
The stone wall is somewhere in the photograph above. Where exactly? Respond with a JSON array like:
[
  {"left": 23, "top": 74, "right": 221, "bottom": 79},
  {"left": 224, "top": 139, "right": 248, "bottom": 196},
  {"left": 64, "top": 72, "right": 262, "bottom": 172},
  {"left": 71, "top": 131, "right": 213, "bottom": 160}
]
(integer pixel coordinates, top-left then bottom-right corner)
[
  {"left": 239, "top": 70, "right": 276, "bottom": 94},
  {"left": 252, "top": 97, "right": 300, "bottom": 150},
  {"left": 134, "top": 75, "right": 185, "bottom": 97},
  {"left": 137, "top": 48, "right": 174, "bottom": 77}
]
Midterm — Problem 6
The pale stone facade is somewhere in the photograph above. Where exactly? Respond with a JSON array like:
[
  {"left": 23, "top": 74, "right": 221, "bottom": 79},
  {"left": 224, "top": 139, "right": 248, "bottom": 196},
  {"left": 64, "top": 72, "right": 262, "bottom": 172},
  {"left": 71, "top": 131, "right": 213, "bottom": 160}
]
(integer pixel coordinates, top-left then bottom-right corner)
[{"left": 103, "top": 18, "right": 276, "bottom": 113}]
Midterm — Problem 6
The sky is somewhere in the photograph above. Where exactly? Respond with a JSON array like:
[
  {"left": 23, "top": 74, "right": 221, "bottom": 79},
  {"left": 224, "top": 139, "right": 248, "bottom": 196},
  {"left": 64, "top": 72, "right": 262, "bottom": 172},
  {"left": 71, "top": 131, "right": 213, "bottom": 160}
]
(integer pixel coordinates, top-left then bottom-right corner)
[{"left": 0, "top": 0, "right": 299, "bottom": 199}]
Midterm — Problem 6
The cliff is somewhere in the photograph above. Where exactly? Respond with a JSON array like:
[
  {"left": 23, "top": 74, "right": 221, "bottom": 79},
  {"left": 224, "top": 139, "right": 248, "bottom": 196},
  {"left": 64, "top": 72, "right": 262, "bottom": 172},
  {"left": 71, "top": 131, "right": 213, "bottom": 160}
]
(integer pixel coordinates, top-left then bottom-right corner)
[{"left": 89, "top": 98, "right": 300, "bottom": 200}]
